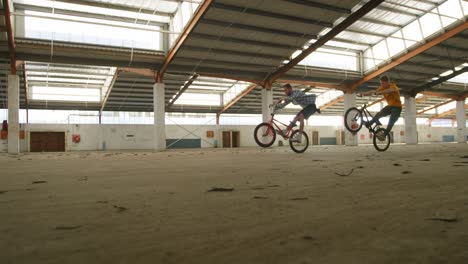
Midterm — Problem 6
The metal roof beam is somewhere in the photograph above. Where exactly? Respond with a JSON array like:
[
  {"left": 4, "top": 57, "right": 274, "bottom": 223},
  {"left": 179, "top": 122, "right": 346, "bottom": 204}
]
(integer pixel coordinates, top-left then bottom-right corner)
[
  {"left": 275, "top": 79, "right": 343, "bottom": 90},
  {"left": 282, "top": 0, "right": 351, "bottom": 14},
  {"left": 167, "top": 73, "right": 199, "bottom": 109},
  {"left": 175, "top": 56, "right": 278, "bottom": 70},
  {"left": 421, "top": 91, "right": 459, "bottom": 98},
  {"left": 211, "top": 2, "right": 333, "bottom": 28},
  {"left": 190, "top": 32, "right": 295, "bottom": 50},
  {"left": 429, "top": 104, "right": 467, "bottom": 121},
  {"left": 418, "top": 99, "right": 455, "bottom": 114},
  {"left": 14, "top": 3, "right": 166, "bottom": 27},
  {"left": 351, "top": 21, "right": 468, "bottom": 91},
  {"left": 100, "top": 69, "right": 120, "bottom": 112},
  {"left": 217, "top": 83, "right": 257, "bottom": 116},
  {"left": 266, "top": 0, "right": 385, "bottom": 84},
  {"left": 158, "top": 0, "right": 213, "bottom": 81},
  {"left": 200, "top": 19, "right": 316, "bottom": 39},
  {"left": 412, "top": 66, "right": 468, "bottom": 95},
  {"left": 319, "top": 95, "right": 344, "bottom": 111},
  {"left": 181, "top": 45, "right": 285, "bottom": 61},
  {"left": 51, "top": 0, "right": 174, "bottom": 17}
]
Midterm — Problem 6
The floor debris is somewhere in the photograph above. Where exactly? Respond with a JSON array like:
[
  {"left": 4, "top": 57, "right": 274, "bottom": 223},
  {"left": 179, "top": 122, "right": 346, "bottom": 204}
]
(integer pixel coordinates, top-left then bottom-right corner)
[
  {"left": 114, "top": 205, "right": 128, "bottom": 212},
  {"left": 335, "top": 169, "right": 354, "bottom": 176},
  {"left": 32, "top": 181, "right": 47, "bottom": 184},
  {"left": 55, "top": 225, "right": 81, "bottom": 230},
  {"left": 207, "top": 187, "right": 234, "bottom": 192}
]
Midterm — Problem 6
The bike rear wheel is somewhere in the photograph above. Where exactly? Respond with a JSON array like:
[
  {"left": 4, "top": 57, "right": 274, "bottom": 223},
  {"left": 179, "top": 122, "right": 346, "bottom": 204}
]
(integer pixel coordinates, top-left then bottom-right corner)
[
  {"left": 289, "top": 130, "right": 309, "bottom": 153},
  {"left": 373, "top": 128, "right": 391, "bottom": 152},
  {"left": 344, "top": 107, "right": 363, "bottom": 133},
  {"left": 254, "top": 122, "right": 276, "bottom": 147}
]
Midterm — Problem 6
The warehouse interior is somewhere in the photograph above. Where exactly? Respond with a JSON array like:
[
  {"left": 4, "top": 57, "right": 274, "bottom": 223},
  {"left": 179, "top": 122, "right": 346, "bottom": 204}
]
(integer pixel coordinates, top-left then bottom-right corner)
[{"left": 1, "top": 0, "right": 468, "bottom": 263}]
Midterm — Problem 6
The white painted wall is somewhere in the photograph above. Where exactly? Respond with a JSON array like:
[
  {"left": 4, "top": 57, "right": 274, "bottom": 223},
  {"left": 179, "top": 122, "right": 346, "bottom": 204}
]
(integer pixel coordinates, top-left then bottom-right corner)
[{"left": 0, "top": 123, "right": 464, "bottom": 153}]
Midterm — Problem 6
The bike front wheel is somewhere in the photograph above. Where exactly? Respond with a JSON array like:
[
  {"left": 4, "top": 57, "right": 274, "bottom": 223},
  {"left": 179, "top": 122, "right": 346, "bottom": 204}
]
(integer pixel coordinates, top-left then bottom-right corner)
[
  {"left": 344, "top": 107, "right": 363, "bottom": 133},
  {"left": 373, "top": 128, "right": 391, "bottom": 152},
  {"left": 254, "top": 122, "right": 276, "bottom": 147},
  {"left": 289, "top": 130, "right": 309, "bottom": 153}
]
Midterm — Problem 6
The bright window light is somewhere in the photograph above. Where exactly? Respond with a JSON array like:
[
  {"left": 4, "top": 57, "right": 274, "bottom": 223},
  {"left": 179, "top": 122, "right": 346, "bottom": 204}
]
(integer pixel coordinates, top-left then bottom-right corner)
[
  {"left": 387, "top": 37, "right": 405, "bottom": 57},
  {"left": 436, "top": 101, "right": 457, "bottom": 114},
  {"left": 24, "top": 10, "right": 161, "bottom": 50},
  {"left": 28, "top": 76, "right": 105, "bottom": 84},
  {"left": 448, "top": 72, "right": 468, "bottom": 84},
  {"left": 174, "top": 93, "right": 220, "bottom": 106},
  {"left": 223, "top": 82, "right": 251, "bottom": 105},
  {"left": 32, "top": 86, "right": 100, "bottom": 102},
  {"left": 363, "top": 1, "right": 464, "bottom": 71},
  {"left": 372, "top": 41, "right": 389, "bottom": 61},
  {"left": 315, "top": 90, "right": 342, "bottom": 108},
  {"left": 438, "top": 0, "right": 464, "bottom": 19},
  {"left": 402, "top": 20, "right": 424, "bottom": 42},
  {"left": 299, "top": 48, "right": 358, "bottom": 71},
  {"left": 419, "top": 13, "right": 442, "bottom": 38}
]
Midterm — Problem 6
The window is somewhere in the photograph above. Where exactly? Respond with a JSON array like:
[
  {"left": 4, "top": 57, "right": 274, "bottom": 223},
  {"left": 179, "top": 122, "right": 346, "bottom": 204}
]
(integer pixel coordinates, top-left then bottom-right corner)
[
  {"left": 31, "top": 87, "right": 100, "bottom": 102},
  {"left": 299, "top": 47, "right": 358, "bottom": 71},
  {"left": 174, "top": 93, "right": 221, "bottom": 106},
  {"left": 24, "top": 10, "right": 162, "bottom": 50}
]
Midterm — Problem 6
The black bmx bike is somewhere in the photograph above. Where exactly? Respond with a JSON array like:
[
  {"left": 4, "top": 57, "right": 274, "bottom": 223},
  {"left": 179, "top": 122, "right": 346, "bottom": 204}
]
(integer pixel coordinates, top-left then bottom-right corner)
[
  {"left": 344, "top": 101, "right": 391, "bottom": 152},
  {"left": 254, "top": 106, "right": 309, "bottom": 153}
]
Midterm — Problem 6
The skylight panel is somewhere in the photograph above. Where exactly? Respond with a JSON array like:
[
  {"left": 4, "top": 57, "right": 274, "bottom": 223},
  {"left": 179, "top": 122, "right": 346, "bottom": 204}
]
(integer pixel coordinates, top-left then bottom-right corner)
[
  {"left": 24, "top": 10, "right": 162, "bottom": 50},
  {"left": 174, "top": 93, "right": 221, "bottom": 106},
  {"left": 32, "top": 86, "right": 101, "bottom": 102}
]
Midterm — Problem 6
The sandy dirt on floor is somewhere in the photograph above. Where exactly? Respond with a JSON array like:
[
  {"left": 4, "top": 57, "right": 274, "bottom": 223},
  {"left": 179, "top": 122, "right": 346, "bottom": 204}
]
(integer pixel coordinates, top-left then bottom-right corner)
[{"left": 0, "top": 143, "right": 468, "bottom": 264}]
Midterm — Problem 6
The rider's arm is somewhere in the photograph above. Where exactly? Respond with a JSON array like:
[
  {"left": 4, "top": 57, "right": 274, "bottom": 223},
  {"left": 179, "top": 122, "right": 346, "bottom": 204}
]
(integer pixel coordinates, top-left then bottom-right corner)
[
  {"left": 275, "top": 96, "right": 293, "bottom": 109},
  {"left": 375, "top": 87, "right": 395, "bottom": 95},
  {"left": 361, "top": 90, "right": 376, "bottom": 96}
]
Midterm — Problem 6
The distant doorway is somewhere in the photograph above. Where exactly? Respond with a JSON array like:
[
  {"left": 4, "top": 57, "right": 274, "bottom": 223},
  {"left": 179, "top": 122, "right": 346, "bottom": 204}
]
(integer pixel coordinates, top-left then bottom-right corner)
[{"left": 30, "top": 132, "right": 65, "bottom": 152}]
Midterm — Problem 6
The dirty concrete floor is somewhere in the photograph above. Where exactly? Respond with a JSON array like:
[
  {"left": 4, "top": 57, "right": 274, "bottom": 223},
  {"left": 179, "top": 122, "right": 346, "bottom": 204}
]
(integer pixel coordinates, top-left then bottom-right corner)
[{"left": 1, "top": 143, "right": 468, "bottom": 264}]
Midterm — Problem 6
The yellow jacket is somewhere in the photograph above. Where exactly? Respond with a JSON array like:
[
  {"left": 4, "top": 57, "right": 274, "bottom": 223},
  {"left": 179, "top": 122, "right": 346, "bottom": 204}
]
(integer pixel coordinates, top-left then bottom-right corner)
[{"left": 378, "top": 83, "right": 402, "bottom": 107}]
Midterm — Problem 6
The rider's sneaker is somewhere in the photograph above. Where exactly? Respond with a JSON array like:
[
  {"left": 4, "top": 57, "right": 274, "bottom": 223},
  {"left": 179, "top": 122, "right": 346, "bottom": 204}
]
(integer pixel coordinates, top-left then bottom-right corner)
[{"left": 291, "top": 133, "right": 302, "bottom": 143}]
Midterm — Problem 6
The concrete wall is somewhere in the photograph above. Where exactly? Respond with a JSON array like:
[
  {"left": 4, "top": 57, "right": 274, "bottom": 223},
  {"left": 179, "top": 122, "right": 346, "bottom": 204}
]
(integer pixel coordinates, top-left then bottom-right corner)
[{"left": 0, "top": 123, "right": 464, "bottom": 153}]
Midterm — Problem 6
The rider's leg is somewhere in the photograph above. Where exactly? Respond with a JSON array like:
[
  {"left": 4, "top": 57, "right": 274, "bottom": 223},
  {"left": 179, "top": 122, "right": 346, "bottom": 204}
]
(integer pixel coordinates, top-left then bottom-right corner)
[
  {"left": 298, "top": 113, "right": 305, "bottom": 133},
  {"left": 385, "top": 106, "right": 402, "bottom": 135},
  {"left": 291, "top": 113, "right": 305, "bottom": 142},
  {"left": 286, "top": 110, "right": 303, "bottom": 130},
  {"left": 368, "top": 106, "right": 392, "bottom": 126}
]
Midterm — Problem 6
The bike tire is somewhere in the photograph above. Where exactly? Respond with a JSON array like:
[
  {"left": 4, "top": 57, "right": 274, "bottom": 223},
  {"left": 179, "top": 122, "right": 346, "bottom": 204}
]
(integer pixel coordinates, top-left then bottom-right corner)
[
  {"left": 254, "top": 123, "right": 276, "bottom": 147},
  {"left": 373, "top": 128, "right": 391, "bottom": 152},
  {"left": 344, "top": 107, "right": 363, "bottom": 133},
  {"left": 289, "top": 130, "right": 309, "bottom": 153}
]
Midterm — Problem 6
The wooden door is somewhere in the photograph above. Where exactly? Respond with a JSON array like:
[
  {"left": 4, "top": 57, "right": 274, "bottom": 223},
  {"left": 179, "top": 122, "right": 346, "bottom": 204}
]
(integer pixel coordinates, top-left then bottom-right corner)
[
  {"left": 232, "top": 131, "right": 240, "bottom": 148},
  {"left": 30, "top": 132, "right": 65, "bottom": 152},
  {"left": 222, "top": 131, "right": 231, "bottom": 148},
  {"left": 312, "top": 131, "right": 319, "bottom": 145}
]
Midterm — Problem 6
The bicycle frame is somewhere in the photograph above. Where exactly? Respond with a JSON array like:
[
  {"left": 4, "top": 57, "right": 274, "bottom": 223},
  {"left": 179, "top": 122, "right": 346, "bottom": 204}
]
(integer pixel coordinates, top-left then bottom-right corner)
[
  {"left": 357, "top": 104, "right": 381, "bottom": 134},
  {"left": 267, "top": 115, "right": 293, "bottom": 138}
]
